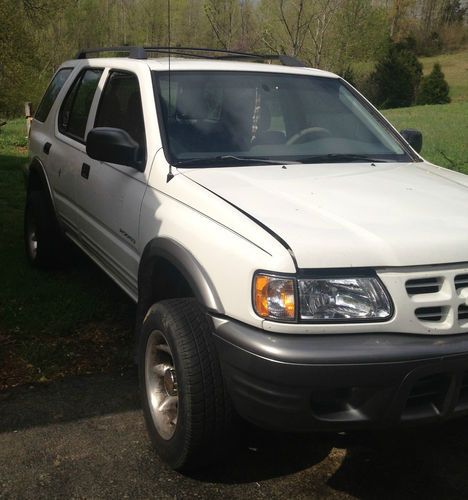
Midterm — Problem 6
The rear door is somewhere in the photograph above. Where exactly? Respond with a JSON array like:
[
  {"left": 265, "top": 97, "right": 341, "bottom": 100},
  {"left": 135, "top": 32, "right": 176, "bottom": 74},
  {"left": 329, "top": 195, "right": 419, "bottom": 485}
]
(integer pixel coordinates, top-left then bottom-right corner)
[{"left": 51, "top": 67, "right": 104, "bottom": 233}]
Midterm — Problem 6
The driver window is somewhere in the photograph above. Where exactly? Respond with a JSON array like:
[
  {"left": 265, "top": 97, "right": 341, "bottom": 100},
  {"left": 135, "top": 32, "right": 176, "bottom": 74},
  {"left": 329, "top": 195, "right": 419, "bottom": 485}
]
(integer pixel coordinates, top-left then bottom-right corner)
[{"left": 95, "top": 71, "right": 146, "bottom": 152}]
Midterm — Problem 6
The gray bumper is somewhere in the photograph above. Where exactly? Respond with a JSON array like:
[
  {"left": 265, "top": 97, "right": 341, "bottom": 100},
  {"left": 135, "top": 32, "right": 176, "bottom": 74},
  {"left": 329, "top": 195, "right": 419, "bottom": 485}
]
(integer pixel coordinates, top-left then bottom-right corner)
[{"left": 212, "top": 317, "right": 468, "bottom": 431}]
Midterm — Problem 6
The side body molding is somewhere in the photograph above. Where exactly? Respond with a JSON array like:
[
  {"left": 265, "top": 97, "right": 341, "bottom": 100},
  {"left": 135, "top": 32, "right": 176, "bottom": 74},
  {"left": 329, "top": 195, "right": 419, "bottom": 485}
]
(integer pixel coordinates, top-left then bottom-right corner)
[{"left": 138, "top": 237, "right": 225, "bottom": 314}]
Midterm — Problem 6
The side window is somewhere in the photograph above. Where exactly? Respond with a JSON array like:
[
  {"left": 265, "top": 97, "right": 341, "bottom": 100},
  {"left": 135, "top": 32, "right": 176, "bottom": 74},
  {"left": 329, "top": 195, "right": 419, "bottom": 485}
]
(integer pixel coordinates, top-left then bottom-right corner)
[
  {"left": 95, "top": 71, "right": 146, "bottom": 149},
  {"left": 58, "top": 68, "right": 103, "bottom": 142},
  {"left": 35, "top": 68, "right": 73, "bottom": 122}
]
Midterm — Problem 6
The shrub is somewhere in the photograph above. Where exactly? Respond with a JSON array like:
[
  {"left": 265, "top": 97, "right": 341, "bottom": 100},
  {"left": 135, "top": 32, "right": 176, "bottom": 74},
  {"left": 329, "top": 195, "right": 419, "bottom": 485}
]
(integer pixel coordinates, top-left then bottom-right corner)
[
  {"left": 371, "top": 43, "right": 423, "bottom": 108},
  {"left": 417, "top": 63, "right": 451, "bottom": 105}
]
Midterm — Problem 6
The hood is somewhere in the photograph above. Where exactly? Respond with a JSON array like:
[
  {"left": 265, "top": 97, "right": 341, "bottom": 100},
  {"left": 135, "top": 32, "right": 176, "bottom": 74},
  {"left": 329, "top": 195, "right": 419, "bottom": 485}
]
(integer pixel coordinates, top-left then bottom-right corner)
[{"left": 180, "top": 162, "right": 468, "bottom": 269}]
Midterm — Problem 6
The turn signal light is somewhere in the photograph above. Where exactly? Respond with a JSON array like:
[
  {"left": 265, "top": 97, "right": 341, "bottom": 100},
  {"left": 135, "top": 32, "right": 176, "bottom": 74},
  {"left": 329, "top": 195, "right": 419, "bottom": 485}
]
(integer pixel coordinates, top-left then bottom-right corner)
[{"left": 253, "top": 274, "right": 295, "bottom": 321}]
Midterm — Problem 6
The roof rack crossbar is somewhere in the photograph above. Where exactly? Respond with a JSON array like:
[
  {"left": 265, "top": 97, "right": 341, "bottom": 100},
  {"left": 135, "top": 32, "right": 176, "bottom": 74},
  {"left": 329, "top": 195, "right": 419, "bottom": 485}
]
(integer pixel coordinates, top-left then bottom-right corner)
[{"left": 75, "top": 46, "right": 306, "bottom": 67}]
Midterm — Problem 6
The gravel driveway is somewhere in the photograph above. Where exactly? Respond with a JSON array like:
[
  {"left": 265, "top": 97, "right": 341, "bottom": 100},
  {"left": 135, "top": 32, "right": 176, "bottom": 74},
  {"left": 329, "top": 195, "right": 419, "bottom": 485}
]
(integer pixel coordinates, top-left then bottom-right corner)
[{"left": 1, "top": 369, "right": 468, "bottom": 499}]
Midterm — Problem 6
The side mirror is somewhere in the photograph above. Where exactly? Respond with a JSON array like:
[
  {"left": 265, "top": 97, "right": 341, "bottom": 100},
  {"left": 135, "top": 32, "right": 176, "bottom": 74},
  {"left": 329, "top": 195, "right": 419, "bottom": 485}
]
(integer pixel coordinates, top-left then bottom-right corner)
[
  {"left": 400, "top": 128, "right": 423, "bottom": 154},
  {"left": 86, "top": 127, "right": 142, "bottom": 169}
]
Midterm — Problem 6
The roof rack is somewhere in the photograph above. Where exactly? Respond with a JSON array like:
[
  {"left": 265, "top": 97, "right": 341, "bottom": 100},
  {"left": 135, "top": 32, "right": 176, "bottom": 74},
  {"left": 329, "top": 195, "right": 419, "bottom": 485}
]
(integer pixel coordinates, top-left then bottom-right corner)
[{"left": 74, "top": 46, "right": 306, "bottom": 67}]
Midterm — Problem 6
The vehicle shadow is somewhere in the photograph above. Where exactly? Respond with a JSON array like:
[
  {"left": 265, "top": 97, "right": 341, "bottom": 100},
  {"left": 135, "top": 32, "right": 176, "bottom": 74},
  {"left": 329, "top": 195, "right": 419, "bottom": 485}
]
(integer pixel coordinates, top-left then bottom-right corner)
[
  {"left": 193, "top": 419, "right": 468, "bottom": 496},
  {"left": 191, "top": 425, "right": 335, "bottom": 484},
  {"left": 0, "top": 369, "right": 334, "bottom": 482},
  {"left": 2, "top": 370, "right": 468, "bottom": 496},
  {"left": 327, "top": 423, "right": 468, "bottom": 498}
]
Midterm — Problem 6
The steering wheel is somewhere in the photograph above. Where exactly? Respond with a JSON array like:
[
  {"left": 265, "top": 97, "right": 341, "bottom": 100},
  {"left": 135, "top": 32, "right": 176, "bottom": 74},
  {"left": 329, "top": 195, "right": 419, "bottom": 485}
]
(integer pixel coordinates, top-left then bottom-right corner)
[{"left": 286, "top": 127, "right": 331, "bottom": 145}]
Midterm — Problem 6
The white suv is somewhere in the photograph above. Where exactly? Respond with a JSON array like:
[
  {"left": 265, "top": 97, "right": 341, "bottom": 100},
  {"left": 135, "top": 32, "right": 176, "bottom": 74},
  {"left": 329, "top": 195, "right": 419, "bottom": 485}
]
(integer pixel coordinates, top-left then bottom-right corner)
[{"left": 26, "top": 46, "right": 468, "bottom": 471}]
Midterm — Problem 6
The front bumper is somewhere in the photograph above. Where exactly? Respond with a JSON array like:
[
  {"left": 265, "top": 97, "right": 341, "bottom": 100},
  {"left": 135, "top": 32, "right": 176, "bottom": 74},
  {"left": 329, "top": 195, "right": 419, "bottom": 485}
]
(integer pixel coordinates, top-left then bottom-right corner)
[{"left": 212, "top": 317, "right": 468, "bottom": 431}]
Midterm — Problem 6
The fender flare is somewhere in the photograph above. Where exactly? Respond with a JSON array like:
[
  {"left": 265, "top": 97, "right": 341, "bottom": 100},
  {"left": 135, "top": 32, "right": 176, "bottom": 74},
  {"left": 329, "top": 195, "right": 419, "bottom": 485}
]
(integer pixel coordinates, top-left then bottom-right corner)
[
  {"left": 26, "top": 157, "right": 56, "bottom": 212},
  {"left": 138, "top": 237, "right": 224, "bottom": 314}
]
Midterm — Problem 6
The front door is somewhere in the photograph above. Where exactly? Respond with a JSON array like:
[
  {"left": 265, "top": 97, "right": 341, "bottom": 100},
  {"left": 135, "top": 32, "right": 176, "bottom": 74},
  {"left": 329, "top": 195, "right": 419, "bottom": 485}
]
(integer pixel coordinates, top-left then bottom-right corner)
[{"left": 73, "top": 69, "right": 150, "bottom": 298}]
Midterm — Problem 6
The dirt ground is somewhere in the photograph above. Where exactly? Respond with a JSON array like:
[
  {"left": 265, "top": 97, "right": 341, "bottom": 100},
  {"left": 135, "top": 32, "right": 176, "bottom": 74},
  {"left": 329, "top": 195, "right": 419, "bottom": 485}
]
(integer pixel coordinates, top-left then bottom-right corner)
[{"left": 1, "top": 369, "right": 468, "bottom": 499}]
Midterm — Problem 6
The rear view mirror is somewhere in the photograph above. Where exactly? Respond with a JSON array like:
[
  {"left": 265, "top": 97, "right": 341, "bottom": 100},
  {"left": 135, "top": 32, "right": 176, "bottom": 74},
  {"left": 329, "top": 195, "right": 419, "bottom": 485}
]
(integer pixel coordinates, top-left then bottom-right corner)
[
  {"left": 87, "top": 127, "right": 142, "bottom": 169},
  {"left": 400, "top": 129, "right": 423, "bottom": 154}
]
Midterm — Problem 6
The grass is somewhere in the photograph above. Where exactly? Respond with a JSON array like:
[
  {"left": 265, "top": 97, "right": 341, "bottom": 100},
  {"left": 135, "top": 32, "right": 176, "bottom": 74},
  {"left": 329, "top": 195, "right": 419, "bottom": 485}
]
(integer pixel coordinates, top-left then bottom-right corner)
[
  {"left": 383, "top": 102, "right": 468, "bottom": 172},
  {"left": 0, "top": 119, "right": 134, "bottom": 389},
  {"left": 354, "top": 47, "right": 468, "bottom": 172}
]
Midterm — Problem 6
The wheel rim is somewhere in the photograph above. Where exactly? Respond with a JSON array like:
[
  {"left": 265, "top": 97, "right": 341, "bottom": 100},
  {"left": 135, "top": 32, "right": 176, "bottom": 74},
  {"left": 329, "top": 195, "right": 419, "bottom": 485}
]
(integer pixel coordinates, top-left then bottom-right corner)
[
  {"left": 145, "top": 330, "right": 179, "bottom": 440},
  {"left": 26, "top": 213, "right": 38, "bottom": 260}
]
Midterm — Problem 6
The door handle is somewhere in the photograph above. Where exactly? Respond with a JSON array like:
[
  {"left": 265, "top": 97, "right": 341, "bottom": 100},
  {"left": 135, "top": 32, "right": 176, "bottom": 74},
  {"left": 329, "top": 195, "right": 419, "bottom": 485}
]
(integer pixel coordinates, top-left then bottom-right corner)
[
  {"left": 43, "top": 142, "right": 51, "bottom": 154},
  {"left": 81, "top": 163, "right": 90, "bottom": 179}
]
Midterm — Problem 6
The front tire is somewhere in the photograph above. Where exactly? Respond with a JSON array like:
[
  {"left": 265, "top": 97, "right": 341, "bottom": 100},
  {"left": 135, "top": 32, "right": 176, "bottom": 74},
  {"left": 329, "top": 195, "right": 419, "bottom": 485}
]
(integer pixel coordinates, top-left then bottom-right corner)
[{"left": 139, "top": 298, "right": 236, "bottom": 471}]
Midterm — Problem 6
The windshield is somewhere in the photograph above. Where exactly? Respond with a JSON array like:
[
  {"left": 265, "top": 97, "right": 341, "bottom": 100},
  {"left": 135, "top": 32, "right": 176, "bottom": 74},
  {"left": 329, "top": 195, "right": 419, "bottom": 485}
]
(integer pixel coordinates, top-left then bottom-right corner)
[{"left": 153, "top": 71, "right": 412, "bottom": 166}]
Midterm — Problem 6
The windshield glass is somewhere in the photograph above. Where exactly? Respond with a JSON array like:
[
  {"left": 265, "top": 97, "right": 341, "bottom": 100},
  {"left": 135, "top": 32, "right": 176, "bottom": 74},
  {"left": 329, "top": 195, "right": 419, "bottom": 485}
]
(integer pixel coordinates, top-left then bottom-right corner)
[{"left": 153, "top": 71, "right": 411, "bottom": 165}]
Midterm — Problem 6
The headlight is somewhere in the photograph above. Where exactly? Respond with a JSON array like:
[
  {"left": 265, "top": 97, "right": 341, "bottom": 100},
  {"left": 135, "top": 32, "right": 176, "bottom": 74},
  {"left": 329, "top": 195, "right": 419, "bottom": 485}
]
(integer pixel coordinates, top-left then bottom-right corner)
[
  {"left": 298, "top": 277, "right": 391, "bottom": 321},
  {"left": 253, "top": 273, "right": 392, "bottom": 322}
]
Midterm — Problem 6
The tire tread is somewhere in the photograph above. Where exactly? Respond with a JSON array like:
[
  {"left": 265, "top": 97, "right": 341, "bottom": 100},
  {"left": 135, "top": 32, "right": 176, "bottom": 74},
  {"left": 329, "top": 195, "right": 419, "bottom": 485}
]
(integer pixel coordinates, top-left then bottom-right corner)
[{"left": 139, "top": 298, "right": 236, "bottom": 471}]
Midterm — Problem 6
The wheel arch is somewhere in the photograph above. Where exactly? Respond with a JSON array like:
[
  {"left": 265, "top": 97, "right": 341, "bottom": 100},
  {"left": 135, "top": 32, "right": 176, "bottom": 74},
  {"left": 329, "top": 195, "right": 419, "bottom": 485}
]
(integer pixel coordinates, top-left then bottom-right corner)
[
  {"left": 136, "top": 238, "right": 224, "bottom": 333},
  {"left": 26, "top": 157, "right": 56, "bottom": 211}
]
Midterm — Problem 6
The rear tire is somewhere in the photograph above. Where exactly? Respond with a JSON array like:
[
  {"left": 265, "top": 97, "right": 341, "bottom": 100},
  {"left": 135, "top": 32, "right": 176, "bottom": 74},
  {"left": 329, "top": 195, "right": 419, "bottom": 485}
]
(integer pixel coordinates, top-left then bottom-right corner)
[
  {"left": 24, "top": 189, "right": 65, "bottom": 268},
  {"left": 139, "top": 298, "right": 237, "bottom": 471}
]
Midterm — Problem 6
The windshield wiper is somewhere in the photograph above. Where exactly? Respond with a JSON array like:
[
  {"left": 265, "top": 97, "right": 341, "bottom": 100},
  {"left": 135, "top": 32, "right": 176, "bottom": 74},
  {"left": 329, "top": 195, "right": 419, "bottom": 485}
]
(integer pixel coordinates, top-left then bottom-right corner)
[
  {"left": 173, "top": 153, "right": 393, "bottom": 168},
  {"left": 299, "top": 154, "right": 392, "bottom": 164},
  {"left": 173, "top": 155, "right": 297, "bottom": 167}
]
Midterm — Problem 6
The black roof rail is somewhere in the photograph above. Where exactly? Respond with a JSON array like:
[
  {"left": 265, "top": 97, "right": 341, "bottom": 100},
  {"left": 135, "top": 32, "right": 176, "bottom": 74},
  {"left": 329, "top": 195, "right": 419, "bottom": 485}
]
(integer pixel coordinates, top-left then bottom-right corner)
[
  {"left": 75, "top": 46, "right": 306, "bottom": 67},
  {"left": 279, "top": 55, "right": 305, "bottom": 67},
  {"left": 75, "top": 46, "right": 147, "bottom": 60}
]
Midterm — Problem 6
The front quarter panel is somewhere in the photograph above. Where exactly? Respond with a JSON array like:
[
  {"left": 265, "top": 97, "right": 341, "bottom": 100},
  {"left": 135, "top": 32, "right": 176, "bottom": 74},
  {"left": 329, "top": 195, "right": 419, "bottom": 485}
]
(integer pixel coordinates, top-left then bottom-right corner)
[{"left": 140, "top": 152, "right": 296, "bottom": 328}]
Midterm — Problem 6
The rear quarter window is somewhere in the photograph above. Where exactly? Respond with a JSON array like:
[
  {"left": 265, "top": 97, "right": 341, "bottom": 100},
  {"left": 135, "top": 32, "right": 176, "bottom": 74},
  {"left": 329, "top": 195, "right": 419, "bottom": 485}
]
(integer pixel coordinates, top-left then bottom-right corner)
[{"left": 35, "top": 68, "right": 73, "bottom": 123}]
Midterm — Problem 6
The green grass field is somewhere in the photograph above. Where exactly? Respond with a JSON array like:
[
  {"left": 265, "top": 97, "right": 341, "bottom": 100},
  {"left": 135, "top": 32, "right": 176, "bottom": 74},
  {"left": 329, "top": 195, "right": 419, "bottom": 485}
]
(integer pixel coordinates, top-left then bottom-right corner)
[
  {"left": 0, "top": 121, "right": 134, "bottom": 388},
  {"left": 381, "top": 48, "right": 468, "bottom": 172},
  {"left": 383, "top": 102, "right": 468, "bottom": 172}
]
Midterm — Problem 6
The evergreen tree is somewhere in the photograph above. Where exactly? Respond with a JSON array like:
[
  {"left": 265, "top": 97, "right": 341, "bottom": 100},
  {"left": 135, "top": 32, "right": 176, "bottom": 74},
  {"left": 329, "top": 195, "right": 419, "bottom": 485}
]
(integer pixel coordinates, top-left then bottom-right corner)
[
  {"left": 371, "top": 43, "right": 423, "bottom": 108},
  {"left": 417, "top": 63, "right": 451, "bottom": 105}
]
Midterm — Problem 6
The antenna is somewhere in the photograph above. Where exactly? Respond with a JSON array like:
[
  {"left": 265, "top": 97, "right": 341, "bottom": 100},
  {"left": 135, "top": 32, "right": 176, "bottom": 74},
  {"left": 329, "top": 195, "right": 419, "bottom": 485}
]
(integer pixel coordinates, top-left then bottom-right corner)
[{"left": 166, "top": 0, "right": 174, "bottom": 183}]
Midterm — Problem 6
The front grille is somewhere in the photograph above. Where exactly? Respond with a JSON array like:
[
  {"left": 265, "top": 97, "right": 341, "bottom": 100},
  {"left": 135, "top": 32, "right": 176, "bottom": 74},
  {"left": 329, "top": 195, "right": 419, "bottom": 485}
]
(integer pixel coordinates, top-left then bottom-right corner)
[
  {"left": 415, "top": 306, "right": 444, "bottom": 322},
  {"left": 455, "top": 274, "right": 468, "bottom": 292},
  {"left": 402, "top": 270, "right": 468, "bottom": 331},
  {"left": 378, "top": 264, "right": 468, "bottom": 334},
  {"left": 459, "top": 304, "right": 468, "bottom": 320},
  {"left": 406, "top": 277, "right": 441, "bottom": 295}
]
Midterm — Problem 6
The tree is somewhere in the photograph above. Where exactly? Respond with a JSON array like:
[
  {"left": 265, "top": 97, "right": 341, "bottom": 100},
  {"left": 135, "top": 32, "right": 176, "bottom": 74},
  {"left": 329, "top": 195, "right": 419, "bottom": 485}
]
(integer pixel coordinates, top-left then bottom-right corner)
[
  {"left": 260, "top": 0, "right": 343, "bottom": 68},
  {"left": 0, "top": 0, "right": 46, "bottom": 116},
  {"left": 259, "top": 0, "right": 313, "bottom": 56},
  {"left": 388, "top": 0, "right": 414, "bottom": 40},
  {"left": 441, "top": 0, "right": 467, "bottom": 23},
  {"left": 417, "top": 63, "right": 450, "bottom": 104},
  {"left": 306, "top": 0, "right": 344, "bottom": 67},
  {"left": 371, "top": 42, "right": 423, "bottom": 108},
  {"left": 204, "top": 0, "right": 240, "bottom": 49},
  {"left": 330, "top": 0, "right": 388, "bottom": 72}
]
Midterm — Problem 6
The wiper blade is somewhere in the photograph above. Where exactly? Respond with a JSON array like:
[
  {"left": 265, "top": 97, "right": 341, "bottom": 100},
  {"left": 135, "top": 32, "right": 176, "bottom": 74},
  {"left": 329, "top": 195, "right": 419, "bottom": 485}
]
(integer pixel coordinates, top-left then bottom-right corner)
[
  {"left": 300, "top": 154, "right": 391, "bottom": 164},
  {"left": 173, "top": 155, "right": 296, "bottom": 167}
]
